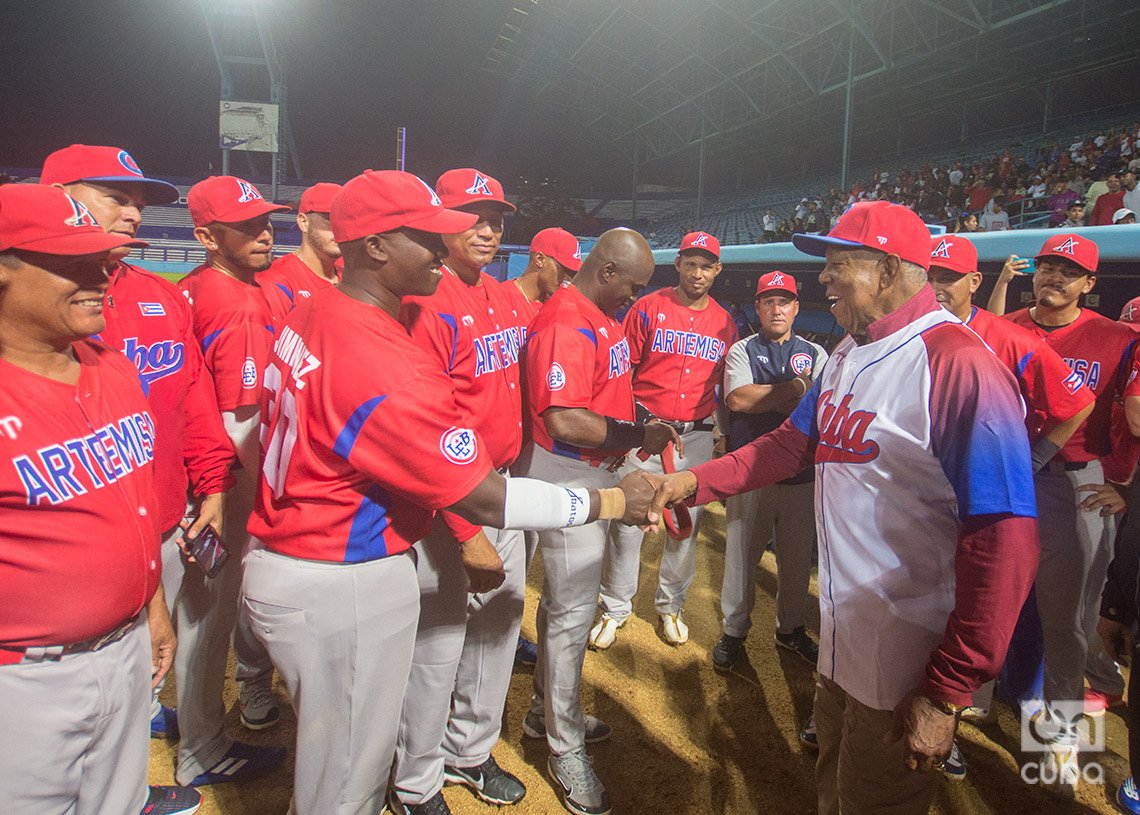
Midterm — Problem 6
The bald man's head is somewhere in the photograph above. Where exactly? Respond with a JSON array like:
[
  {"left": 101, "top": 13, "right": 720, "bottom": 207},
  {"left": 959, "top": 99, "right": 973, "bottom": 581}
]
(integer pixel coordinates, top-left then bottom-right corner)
[{"left": 575, "top": 227, "right": 655, "bottom": 315}]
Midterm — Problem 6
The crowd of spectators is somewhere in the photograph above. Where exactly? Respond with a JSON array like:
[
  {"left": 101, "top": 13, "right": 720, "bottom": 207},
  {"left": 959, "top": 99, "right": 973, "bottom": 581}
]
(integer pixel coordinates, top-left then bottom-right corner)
[{"left": 755, "top": 121, "right": 1140, "bottom": 242}]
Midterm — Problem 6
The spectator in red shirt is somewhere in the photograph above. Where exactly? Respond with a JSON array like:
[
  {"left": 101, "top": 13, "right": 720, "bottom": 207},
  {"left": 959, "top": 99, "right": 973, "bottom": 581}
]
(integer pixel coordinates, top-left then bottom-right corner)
[{"left": 1090, "top": 172, "right": 1126, "bottom": 225}]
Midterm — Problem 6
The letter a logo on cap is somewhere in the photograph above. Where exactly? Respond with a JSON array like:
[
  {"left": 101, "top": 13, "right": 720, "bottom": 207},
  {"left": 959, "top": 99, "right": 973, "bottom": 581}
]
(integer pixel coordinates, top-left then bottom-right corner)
[
  {"left": 1054, "top": 237, "right": 1078, "bottom": 255},
  {"left": 931, "top": 238, "right": 952, "bottom": 259},
  {"left": 236, "top": 179, "right": 262, "bottom": 203},
  {"left": 65, "top": 195, "right": 98, "bottom": 228},
  {"left": 771, "top": 272, "right": 785, "bottom": 286},
  {"left": 573, "top": 243, "right": 582, "bottom": 261},
  {"left": 466, "top": 172, "right": 493, "bottom": 197},
  {"left": 692, "top": 232, "right": 709, "bottom": 247}
]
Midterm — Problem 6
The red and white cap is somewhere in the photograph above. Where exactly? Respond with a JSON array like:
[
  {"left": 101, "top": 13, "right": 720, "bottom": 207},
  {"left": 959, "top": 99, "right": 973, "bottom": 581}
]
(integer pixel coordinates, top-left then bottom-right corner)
[
  {"left": 1120, "top": 296, "right": 1140, "bottom": 332},
  {"left": 793, "top": 201, "right": 932, "bottom": 270},
  {"left": 0, "top": 184, "right": 148, "bottom": 255},
  {"left": 40, "top": 144, "right": 179, "bottom": 205},
  {"left": 928, "top": 234, "right": 978, "bottom": 275},
  {"left": 298, "top": 182, "right": 343, "bottom": 214},
  {"left": 529, "top": 227, "right": 582, "bottom": 272},
  {"left": 1035, "top": 233, "right": 1098, "bottom": 274},
  {"left": 330, "top": 170, "right": 478, "bottom": 243},
  {"left": 434, "top": 169, "right": 516, "bottom": 212},
  {"left": 187, "top": 176, "right": 290, "bottom": 227},
  {"left": 679, "top": 231, "right": 720, "bottom": 259},
  {"left": 755, "top": 270, "right": 797, "bottom": 298}
]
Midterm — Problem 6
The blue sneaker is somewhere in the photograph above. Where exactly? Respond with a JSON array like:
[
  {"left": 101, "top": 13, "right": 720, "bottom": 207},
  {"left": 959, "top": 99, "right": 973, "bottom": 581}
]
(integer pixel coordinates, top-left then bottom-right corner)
[
  {"left": 942, "top": 740, "right": 966, "bottom": 782},
  {"left": 515, "top": 636, "right": 538, "bottom": 667},
  {"left": 151, "top": 705, "right": 180, "bottom": 740},
  {"left": 141, "top": 785, "right": 201, "bottom": 814},
  {"left": 189, "top": 741, "right": 286, "bottom": 786},
  {"left": 1118, "top": 777, "right": 1140, "bottom": 814}
]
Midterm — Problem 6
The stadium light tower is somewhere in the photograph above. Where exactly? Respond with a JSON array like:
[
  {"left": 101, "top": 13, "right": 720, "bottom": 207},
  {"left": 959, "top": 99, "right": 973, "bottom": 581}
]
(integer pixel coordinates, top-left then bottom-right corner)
[{"left": 201, "top": 0, "right": 302, "bottom": 199}]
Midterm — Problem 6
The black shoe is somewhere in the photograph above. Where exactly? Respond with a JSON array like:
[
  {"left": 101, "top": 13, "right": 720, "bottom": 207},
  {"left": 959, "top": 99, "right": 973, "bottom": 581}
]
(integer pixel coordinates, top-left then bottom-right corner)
[
  {"left": 774, "top": 627, "right": 818, "bottom": 666},
  {"left": 444, "top": 754, "right": 526, "bottom": 805},
  {"left": 387, "top": 790, "right": 452, "bottom": 815},
  {"left": 712, "top": 634, "right": 745, "bottom": 671}
]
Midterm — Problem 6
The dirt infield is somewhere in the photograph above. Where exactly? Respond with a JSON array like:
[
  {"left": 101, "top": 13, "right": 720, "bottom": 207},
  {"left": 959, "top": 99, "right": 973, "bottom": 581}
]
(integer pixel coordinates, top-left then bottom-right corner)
[{"left": 150, "top": 502, "right": 1129, "bottom": 814}]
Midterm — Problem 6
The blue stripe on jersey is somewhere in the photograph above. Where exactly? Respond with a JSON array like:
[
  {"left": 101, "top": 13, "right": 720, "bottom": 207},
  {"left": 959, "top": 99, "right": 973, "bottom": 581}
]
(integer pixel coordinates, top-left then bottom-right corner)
[
  {"left": 333, "top": 395, "right": 388, "bottom": 460},
  {"left": 637, "top": 310, "right": 649, "bottom": 330},
  {"left": 576, "top": 327, "right": 598, "bottom": 347},
  {"left": 790, "top": 377, "right": 821, "bottom": 440},
  {"left": 551, "top": 440, "right": 584, "bottom": 460},
  {"left": 275, "top": 282, "right": 295, "bottom": 304},
  {"left": 343, "top": 483, "right": 391, "bottom": 562},
  {"left": 1016, "top": 351, "right": 1032, "bottom": 379},
  {"left": 201, "top": 328, "right": 223, "bottom": 352},
  {"left": 439, "top": 313, "right": 459, "bottom": 371}
]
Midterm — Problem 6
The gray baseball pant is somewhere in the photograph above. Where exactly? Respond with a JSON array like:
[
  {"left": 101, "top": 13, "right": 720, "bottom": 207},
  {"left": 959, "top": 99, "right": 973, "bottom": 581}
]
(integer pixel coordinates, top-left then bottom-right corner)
[
  {"left": 228, "top": 470, "right": 275, "bottom": 696},
  {"left": 527, "top": 444, "right": 619, "bottom": 756},
  {"left": 1035, "top": 459, "right": 1123, "bottom": 742},
  {"left": 721, "top": 480, "right": 816, "bottom": 637},
  {"left": 243, "top": 547, "right": 419, "bottom": 815},
  {"left": 0, "top": 615, "right": 150, "bottom": 815},
  {"left": 599, "top": 427, "right": 715, "bottom": 620}
]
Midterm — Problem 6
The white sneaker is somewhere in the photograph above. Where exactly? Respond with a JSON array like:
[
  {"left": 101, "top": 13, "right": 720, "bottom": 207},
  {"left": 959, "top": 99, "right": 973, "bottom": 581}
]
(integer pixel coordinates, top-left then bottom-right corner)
[
  {"left": 1047, "top": 744, "right": 1080, "bottom": 799},
  {"left": 660, "top": 612, "right": 689, "bottom": 645},
  {"left": 588, "top": 615, "right": 624, "bottom": 651}
]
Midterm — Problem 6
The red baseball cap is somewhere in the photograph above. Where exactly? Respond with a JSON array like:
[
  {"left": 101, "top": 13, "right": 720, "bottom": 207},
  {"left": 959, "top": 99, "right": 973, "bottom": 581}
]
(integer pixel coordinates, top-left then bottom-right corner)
[
  {"left": 1035, "top": 233, "right": 1098, "bottom": 274},
  {"left": 793, "top": 201, "right": 932, "bottom": 270},
  {"left": 928, "top": 234, "right": 978, "bottom": 275},
  {"left": 298, "top": 182, "right": 343, "bottom": 214},
  {"left": 530, "top": 227, "right": 582, "bottom": 273},
  {"left": 679, "top": 231, "right": 720, "bottom": 259},
  {"left": 330, "top": 170, "right": 479, "bottom": 243},
  {"left": 755, "top": 270, "right": 798, "bottom": 298},
  {"left": 187, "top": 176, "right": 290, "bottom": 227},
  {"left": 434, "top": 169, "right": 516, "bottom": 212},
  {"left": 0, "top": 184, "right": 147, "bottom": 255},
  {"left": 40, "top": 144, "right": 179, "bottom": 205},
  {"left": 1120, "top": 296, "right": 1140, "bottom": 331}
]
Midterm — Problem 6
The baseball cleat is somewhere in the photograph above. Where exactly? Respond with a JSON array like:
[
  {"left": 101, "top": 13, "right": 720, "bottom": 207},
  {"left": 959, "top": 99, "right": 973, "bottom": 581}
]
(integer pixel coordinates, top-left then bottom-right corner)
[
  {"left": 941, "top": 740, "right": 967, "bottom": 782},
  {"left": 444, "top": 754, "right": 526, "bottom": 805},
  {"left": 188, "top": 741, "right": 286, "bottom": 786},
  {"left": 1046, "top": 744, "right": 1080, "bottom": 799},
  {"left": 774, "top": 626, "right": 819, "bottom": 666},
  {"left": 1117, "top": 776, "right": 1140, "bottom": 814},
  {"left": 140, "top": 785, "right": 202, "bottom": 815},
  {"left": 588, "top": 615, "right": 625, "bottom": 651},
  {"left": 660, "top": 612, "right": 689, "bottom": 646},
  {"left": 523, "top": 710, "right": 612, "bottom": 744},
  {"left": 151, "top": 704, "right": 180, "bottom": 740},
  {"left": 548, "top": 747, "right": 612, "bottom": 815},
  {"left": 238, "top": 681, "right": 280, "bottom": 731},
  {"left": 515, "top": 636, "right": 538, "bottom": 667},
  {"left": 799, "top": 716, "right": 818, "bottom": 751},
  {"left": 711, "top": 634, "right": 745, "bottom": 671},
  {"left": 386, "top": 791, "right": 453, "bottom": 815}
]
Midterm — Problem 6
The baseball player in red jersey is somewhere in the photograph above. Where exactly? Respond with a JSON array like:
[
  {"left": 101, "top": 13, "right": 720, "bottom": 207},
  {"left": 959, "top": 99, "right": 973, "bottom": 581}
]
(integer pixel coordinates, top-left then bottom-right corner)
[
  {"left": 521, "top": 227, "right": 680, "bottom": 815},
  {"left": 0, "top": 184, "right": 201, "bottom": 815},
  {"left": 1003, "top": 233, "right": 1138, "bottom": 792},
  {"left": 392, "top": 168, "right": 530, "bottom": 813},
  {"left": 241, "top": 170, "right": 653, "bottom": 815},
  {"left": 256, "top": 182, "right": 342, "bottom": 325},
  {"left": 592, "top": 231, "right": 736, "bottom": 649},
  {"left": 177, "top": 175, "right": 290, "bottom": 784},
  {"left": 40, "top": 145, "right": 247, "bottom": 782},
  {"left": 500, "top": 227, "right": 582, "bottom": 334}
]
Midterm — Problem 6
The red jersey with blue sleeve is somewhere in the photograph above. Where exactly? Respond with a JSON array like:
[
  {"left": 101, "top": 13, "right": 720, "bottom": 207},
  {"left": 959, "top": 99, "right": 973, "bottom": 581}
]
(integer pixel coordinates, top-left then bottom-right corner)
[
  {"left": 525, "top": 284, "right": 635, "bottom": 466},
  {"left": 500, "top": 278, "right": 542, "bottom": 341},
  {"left": 400, "top": 268, "right": 523, "bottom": 470},
  {"left": 0, "top": 341, "right": 160, "bottom": 655},
  {"left": 256, "top": 253, "right": 339, "bottom": 326},
  {"left": 179, "top": 265, "right": 275, "bottom": 412},
  {"left": 966, "top": 306, "right": 1094, "bottom": 442},
  {"left": 622, "top": 288, "right": 737, "bottom": 422},
  {"left": 247, "top": 287, "right": 492, "bottom": 563},
  {"left": 1006, "top": 307, "right": 1138, "bottom": 462},
  {"left": 99, "top": 262, "right": 235, "bottom": 530}
]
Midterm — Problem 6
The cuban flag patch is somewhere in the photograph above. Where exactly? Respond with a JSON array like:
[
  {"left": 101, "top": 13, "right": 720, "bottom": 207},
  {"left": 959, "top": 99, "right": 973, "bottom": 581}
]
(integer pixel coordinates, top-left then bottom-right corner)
[{"left": 138, "top": 302, "right": 166, "bottom": 317}]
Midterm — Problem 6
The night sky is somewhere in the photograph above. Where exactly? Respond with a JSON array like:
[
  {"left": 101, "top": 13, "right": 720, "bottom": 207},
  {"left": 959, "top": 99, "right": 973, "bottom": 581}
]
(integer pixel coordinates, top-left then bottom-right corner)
[{"left": 3, "top": 1, "right": 625, "bottom": 189}]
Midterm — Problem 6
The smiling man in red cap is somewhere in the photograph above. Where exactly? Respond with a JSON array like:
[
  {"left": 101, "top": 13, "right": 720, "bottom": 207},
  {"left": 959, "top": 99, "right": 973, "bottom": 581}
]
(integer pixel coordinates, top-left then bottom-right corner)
[
  {"left": 501, "top": 226, "right": 582, "bottom": 331},
  {"left": 592, "top": 230, "right": 736, "bottom": 651},
  {"left": 642, "top": 201, "right": 1040, "bottom": 814},
  {"left": 1001, "top": 233, "right": 1139, "bottom": 794},
  {"left": 256, "top": 182, "right": 343, "bottom": 325},
  {"left": 241, "top": 170, "right": 656, "bottom": 815},
  {"left": 174, "top": 175, "right": 291, "bottom": 786},
  {"left": 0, "top": 184, "right": 202, "bottom": 815}
]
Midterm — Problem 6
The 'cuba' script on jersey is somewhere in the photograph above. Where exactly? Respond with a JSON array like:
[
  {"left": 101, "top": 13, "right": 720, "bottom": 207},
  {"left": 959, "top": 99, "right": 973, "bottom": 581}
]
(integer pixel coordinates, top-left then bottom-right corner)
[{"left": 814, "top": 389, "right": 880, "bottom": 464}]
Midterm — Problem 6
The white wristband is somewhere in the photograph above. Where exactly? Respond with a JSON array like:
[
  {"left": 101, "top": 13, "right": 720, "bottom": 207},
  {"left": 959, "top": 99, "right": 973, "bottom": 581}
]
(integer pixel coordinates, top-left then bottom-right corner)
[{"left": 502, "top": 478, "right": 592, "bottom": 530}]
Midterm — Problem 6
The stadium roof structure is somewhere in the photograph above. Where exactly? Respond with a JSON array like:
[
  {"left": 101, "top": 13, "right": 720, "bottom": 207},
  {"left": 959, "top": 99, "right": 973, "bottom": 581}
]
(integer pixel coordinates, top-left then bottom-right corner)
[{"left": 482, "top": 0, "right": 1140, "bottom": 185}]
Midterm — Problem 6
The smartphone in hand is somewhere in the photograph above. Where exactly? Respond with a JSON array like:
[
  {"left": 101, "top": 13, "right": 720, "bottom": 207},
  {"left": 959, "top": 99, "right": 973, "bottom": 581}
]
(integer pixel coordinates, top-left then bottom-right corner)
[{"left": 187, "top": 527, "right": 229, "bottom": 578}]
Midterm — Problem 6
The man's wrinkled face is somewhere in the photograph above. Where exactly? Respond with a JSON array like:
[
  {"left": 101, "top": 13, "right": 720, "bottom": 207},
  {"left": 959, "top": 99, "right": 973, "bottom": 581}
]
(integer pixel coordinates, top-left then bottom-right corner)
[{"left": 818, "top": 246, "right": 888, "bottom": 336}]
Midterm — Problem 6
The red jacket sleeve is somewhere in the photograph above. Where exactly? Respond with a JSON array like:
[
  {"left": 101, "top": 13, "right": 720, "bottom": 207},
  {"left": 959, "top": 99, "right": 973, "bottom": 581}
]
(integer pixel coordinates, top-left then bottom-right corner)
[{"left": 919, "top": 513, "right": 1040, "bottom": 705}]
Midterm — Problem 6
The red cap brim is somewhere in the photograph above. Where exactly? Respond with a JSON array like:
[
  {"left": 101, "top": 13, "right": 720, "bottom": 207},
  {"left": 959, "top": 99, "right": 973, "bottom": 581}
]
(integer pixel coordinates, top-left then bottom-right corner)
[
  {"left": 212, "top": 199, "right": 291, "bottom": 224},
  {"left": 5, "top": 232, "right": 147, "bottom": 255},
  {"left": 404, "top": 207, "right": 479, "bottom": 235},
  {"left": 450, "top": 194, "right": 516, "bottom": 213}
]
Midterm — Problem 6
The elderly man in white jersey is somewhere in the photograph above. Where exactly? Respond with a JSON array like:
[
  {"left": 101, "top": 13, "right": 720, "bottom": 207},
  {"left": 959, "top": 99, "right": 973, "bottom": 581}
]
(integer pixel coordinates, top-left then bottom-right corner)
[{"left": 644, "top": 201, "right": 1040, "bottom": 814}]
